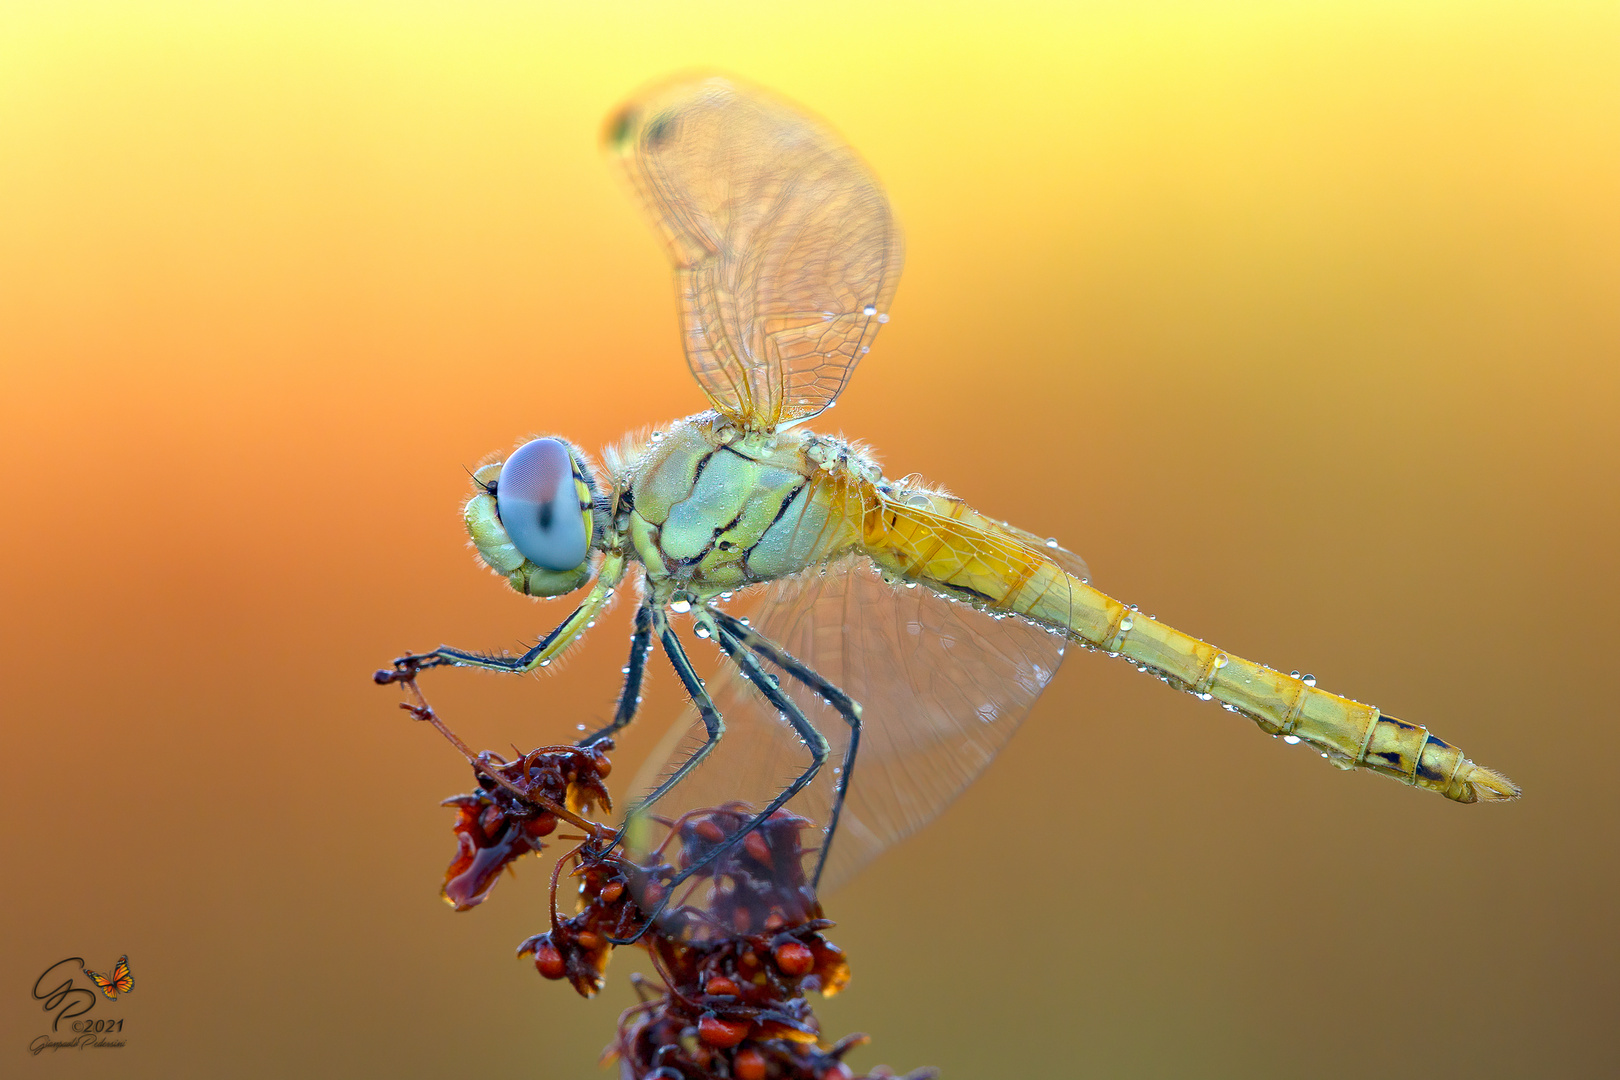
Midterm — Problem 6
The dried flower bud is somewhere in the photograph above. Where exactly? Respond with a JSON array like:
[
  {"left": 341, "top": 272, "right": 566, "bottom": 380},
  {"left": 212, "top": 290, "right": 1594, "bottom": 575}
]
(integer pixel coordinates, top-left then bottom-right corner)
[
  {"left": 531, "top": 940, "right": 566, "bottom": 980},
  {"left": 734, "top": 1047, "right": 768, "bottom": 1080},
  {"left": 698, "top": 1015, "right": 750, "bottom": 1048},
  {"left": 774, "top": 942, "right": 814, "bottom": 977}
]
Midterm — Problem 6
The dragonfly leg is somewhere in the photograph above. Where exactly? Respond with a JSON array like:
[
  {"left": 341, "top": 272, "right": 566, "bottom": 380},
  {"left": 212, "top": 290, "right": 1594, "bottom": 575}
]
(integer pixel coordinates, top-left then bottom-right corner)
[
  {"left": 579, "top": 602, "right": 654, "bottom": 747},
  {"left": 612, "top": 617, "right": 833, "bottom": 944},
  {"left": 602, "top": 609, "right": 731, "bottom": 944},
  {"left": 670, "top": 624, "right": 831, "bottom": 888},
  {"left": 401, "top": 602, "right": 583, "bottom": 674},
  {"left": 620, "top": 606, "right": 727, "bottom": 821},
  {"left": 375, "top": 556, "right": 626, "bottom": 682},
  {"left": 709, "top": 608, "right": 860, "bottom": 890}
]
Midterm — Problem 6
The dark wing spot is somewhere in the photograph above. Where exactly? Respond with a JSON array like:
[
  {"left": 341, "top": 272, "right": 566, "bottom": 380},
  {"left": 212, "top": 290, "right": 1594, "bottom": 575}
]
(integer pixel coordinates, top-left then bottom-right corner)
[
  {"left": 645, "top": 113, "right": 675, "bottom": 149},
  {"left": 604, "top": 107, "right": 636, "bottom": 151}
]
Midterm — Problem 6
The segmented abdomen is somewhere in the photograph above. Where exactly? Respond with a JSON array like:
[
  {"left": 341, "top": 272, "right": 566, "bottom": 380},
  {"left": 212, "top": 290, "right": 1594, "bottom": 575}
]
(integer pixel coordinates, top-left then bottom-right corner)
[{"left": 851, "top": 482, "right": 1518, "bottom": 804}]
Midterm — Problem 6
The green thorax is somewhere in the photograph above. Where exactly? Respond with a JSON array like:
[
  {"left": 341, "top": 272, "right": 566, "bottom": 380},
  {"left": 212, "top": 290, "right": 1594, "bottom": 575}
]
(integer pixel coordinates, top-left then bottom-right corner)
[{"left": 613, "top": 414, "right": 875, "bottom": 599}]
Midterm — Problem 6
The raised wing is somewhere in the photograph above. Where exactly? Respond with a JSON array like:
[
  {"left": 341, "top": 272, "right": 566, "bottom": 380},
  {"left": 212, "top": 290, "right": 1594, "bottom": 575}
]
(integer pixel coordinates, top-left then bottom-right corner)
[
  {"left": 628, "top": 555, "right": 1067, "bottom": 907},
  {"left": 606, "top": 77, "right": 903, "bottom": 432}
]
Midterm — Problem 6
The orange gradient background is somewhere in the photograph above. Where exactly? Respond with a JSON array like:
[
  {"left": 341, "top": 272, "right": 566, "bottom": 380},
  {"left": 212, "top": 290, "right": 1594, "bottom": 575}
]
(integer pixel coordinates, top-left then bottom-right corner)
[{"left": 3, "top": 3, "right": 1616, "bottom": 1077}]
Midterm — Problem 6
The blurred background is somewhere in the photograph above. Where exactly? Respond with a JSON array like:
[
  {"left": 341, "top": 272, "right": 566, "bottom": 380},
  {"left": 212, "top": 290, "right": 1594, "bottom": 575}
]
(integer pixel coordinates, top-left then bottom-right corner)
[{"left": 2, "top": 2, "right": 1615, "bottom": 1076}]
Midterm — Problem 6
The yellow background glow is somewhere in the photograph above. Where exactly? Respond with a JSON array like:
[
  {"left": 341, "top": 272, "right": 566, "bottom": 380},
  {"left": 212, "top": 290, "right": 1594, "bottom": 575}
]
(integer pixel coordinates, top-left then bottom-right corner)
[{"left": 3, "top": 3, "right": 1615, "bottom": 1076}]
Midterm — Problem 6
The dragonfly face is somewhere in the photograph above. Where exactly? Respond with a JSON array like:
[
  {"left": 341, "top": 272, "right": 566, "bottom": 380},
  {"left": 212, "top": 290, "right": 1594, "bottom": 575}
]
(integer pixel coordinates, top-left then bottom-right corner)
[{"left": 387, "top": 73, "right": 1514, "bottom": 942}]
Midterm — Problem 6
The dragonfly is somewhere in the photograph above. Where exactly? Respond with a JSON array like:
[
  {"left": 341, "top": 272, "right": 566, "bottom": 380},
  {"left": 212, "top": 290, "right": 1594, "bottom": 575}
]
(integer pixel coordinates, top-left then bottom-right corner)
[{"left": 385, "top": 75, "right": 1517, "bottom": 927}]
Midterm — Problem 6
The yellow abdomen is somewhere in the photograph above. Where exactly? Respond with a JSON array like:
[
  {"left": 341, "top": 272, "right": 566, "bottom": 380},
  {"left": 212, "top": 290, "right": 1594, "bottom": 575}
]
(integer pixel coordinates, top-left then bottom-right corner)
[{"left": 846, "top": 479, "right": 1518, "bottom": 805}]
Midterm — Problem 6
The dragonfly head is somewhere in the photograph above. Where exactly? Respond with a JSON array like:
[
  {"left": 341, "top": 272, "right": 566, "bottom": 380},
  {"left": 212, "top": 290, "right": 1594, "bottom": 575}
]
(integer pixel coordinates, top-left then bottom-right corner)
[{"left": 464, "top": 437, "right": 603, "bottom": 597}]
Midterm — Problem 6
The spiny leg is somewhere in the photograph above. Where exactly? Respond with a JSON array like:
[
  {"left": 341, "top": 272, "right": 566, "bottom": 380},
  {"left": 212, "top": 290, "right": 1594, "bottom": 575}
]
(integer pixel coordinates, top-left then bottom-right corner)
[
  {"left": 377, "top": 602, "right": 584, "bottom": 679},
  {"left": 613, "top": 616, "right": 832, "bottom": 943},
  {"left": 662, "top": 621, "right": 831, "bottom": 898},
  {"left": 579, "top": 602, "right": 654, "bottom": 747},
  {"left": 376, "top": 555, "right": 626, "bottom": 681},
  {"left": 709, "top": 608, "right": 861, "bottom": 890},
  {"left": 622, "top": 606, "right": 727, "bottom": 823},
  {"left": 604, "top": 608, "right": 729, "bottom": 944}
]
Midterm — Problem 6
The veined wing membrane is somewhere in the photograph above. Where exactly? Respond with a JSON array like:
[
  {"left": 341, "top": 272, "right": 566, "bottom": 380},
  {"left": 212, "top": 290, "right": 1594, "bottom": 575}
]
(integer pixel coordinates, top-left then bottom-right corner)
[
  {"left": 608, "top": 77, "right": 903, "bottom": 431},
  {"left": 629, "top": 555, "right": 1068, "bottom": 901}
]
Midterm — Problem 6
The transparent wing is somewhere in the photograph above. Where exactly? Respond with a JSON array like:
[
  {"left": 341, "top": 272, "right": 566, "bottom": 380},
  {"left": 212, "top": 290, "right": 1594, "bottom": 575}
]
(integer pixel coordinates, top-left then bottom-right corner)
[
  {"left": 606, "top": 76, "right": 903, "bottom": 431},
  {"left": 627, "top": 556, "right": 1067, "bottom": 912}
]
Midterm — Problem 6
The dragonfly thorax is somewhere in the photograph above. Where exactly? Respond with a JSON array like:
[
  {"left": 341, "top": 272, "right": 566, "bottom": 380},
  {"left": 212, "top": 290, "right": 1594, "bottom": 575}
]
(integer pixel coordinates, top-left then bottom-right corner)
[{"left": 614, "top": 415, "right": 872, "bottom": 601}]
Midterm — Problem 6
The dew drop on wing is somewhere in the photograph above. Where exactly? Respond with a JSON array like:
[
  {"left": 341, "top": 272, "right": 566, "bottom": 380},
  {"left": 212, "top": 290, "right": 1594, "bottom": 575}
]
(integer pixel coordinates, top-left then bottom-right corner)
[
  {"left": 1284, "top": 735, "right": 1302, "bottom": 744},
  {"left": 863, "top": 304, "right": 876, "bottom": 316},
  {"left": 1303, "top": 674, "right": 1317, "bottom": 687},
  {"left": 1290, "top": 670, "right": 1301, "bottom": 679},
  {"left": 670, "top": 599, "right": 692, "bottom": 614},
  {"left": 1120, "top": 615, "right": 1134, "bottom": 632}
]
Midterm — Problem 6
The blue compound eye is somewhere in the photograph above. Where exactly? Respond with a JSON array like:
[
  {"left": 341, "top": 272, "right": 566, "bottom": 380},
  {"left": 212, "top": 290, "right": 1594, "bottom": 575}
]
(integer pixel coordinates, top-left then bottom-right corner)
[{"left": 495, "top": 438, "right": 589, "bottom": 572}]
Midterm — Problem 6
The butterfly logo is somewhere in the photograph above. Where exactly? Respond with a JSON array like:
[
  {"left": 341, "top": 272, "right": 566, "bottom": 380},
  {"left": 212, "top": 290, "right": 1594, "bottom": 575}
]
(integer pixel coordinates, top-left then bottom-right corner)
[{"left": 82, "top": 956, "right": 134, "bottom": 1001}]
